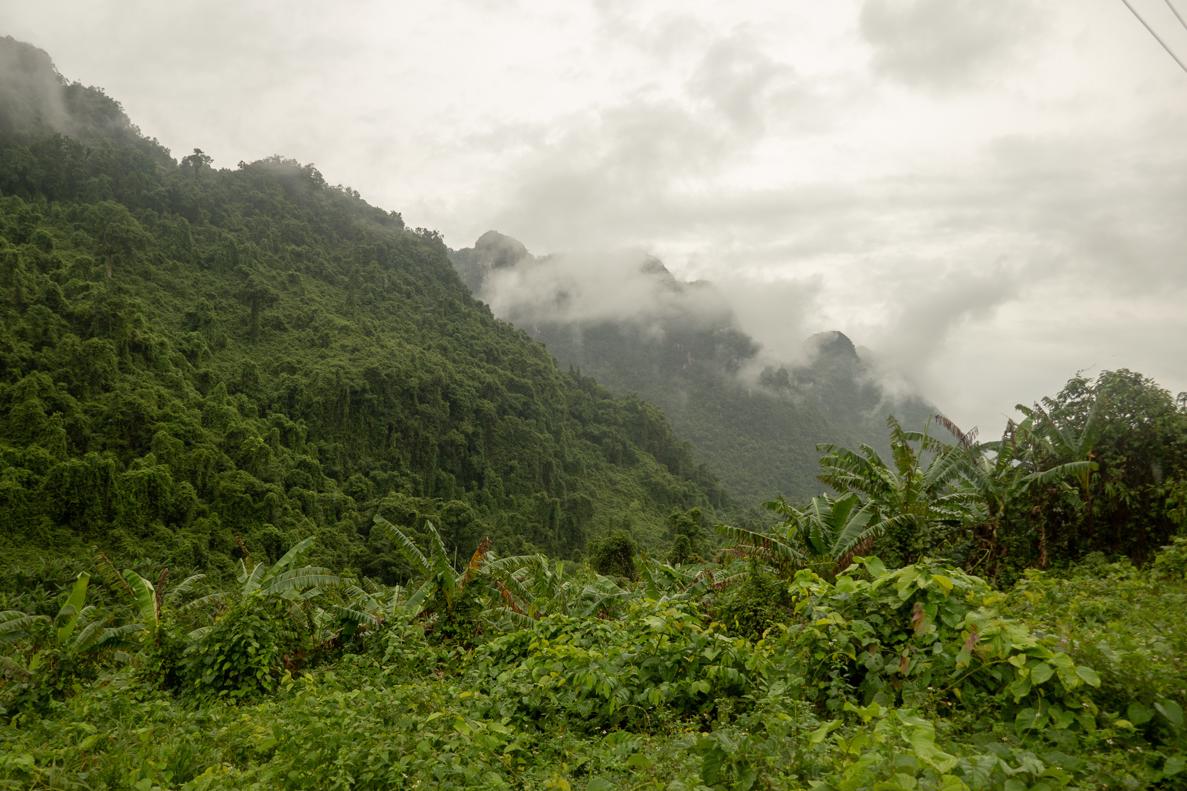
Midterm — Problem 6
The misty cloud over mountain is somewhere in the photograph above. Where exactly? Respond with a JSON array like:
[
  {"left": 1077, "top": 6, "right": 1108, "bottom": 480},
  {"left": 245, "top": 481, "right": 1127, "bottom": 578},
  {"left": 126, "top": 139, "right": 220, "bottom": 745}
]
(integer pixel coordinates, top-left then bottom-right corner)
[
  {"left": 459, "top": 231, "right": 741, "bottom": 350},
  {"left": 451, "top": 231, "right": 935, "bottom": 501}
]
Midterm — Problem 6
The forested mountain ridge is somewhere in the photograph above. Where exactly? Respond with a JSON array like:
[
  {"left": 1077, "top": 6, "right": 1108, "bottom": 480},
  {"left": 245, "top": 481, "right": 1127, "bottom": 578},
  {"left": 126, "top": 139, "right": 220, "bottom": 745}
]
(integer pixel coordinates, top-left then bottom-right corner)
[
  {"left": 0, "top": 36, "right": 724, "bottom": 582},
  {"left": 450, "top": 231, "right": 935, "bottom": 502}
]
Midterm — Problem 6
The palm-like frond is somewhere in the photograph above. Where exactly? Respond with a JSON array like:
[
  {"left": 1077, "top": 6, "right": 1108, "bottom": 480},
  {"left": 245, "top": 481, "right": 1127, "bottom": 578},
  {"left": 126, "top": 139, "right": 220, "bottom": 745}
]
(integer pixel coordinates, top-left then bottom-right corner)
[
  {"left": 1021, "top": 459, "right": 1098, "bottom": 488},
  {"left": 828, "top": 499, "right": 880, "bottom": 560},
  {"left": 166, "top": 573, "right": 206, "bottom": 604},
  {"left": 187, "top": 625, "right": 213, "bottom": 641},
  {"left": 398, "top": 579, "right": 435, "bottom": 619},
  {"left": 102, "top": 623, "right": 147, "bottom": 644},
  {"left": 483, "top": 553, "right": 543, "bottom": 576},
  {"left": 496, "top": 565, "right": 540, "bottom": 614},
  {"left": 343, "top": 583, "right": 378, "bottom": 606},
  {"left": 422, "top": 521, "right": 450, "bottom": 569},
  {"left": 637, "top": 557, "right": 698, "bottom": 600},
  {"left": 817, "top": 443, "right": 895, "bottom": 500},
  {"left": 123, "top": 570, "right": 159, "bottom": 632},
  {"left": 920, "top": 445, "right": 967, "bottom": 492},
  {"left": 70, "top": 616, "right": 107, "bottom": 655},
  {"left": 483, "top": 607, "right": 536, "bottom": 631},
  {"left": 373, "top": 515, "right": 431, "bottom": 577},
  {"left": 239, "top": 560, "right": 267, "bottom": 596},
  {"left": 715, "top": 522, "right": 804, "bottom": 565},
  {"left": 55, "top": 572, "right": 91, "bottom": 645},
  {"left": 74, "top": 622, "right": 144, "bottom": 656},
  {"left": 263, "top": 567, "right": 341, "bottom": 596},
  {"left": 934, "top": 413, "right": 979, "bottom": 449},
  {"left": 269, "top": 536, "right": 316, "bottom": 579},
  {"left": 574, "top": 577, "right": 630, "bottom": 618},
  {"left": 177, "top": 591, "right": 225, "bottom": 615},
  {"left": 326, "top": 603, "right": 382, "bottom": 627},
  {"left": 0, "top": 610, "right": 49, "bottom": 644}
]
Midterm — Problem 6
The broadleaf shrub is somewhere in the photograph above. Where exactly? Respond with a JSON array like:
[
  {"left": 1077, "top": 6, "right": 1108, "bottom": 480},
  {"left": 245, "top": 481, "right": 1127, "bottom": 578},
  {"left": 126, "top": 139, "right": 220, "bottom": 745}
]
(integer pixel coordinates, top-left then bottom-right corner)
[
  {"left": 182, "top": 597, "right": 306, "bottom": 700},
  {"left": 770, "top": 558, "right": 1102, "bottom": 723},
  {"left": 469, "top": 600, "right": 762, "bottom": 731}
]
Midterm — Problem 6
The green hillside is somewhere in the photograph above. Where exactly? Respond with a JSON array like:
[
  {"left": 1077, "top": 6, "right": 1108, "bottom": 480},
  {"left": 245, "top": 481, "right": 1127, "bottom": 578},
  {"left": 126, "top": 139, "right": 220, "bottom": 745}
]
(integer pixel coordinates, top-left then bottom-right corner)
[
  {"left": 0, "top": 36, "right": 725, "bottom": 583},
  {"left": 4, "top": 34, "right": 1187, "bottom": 791},
  {"left": 450, "top": 231, "right": 935, "bottom": 503}
]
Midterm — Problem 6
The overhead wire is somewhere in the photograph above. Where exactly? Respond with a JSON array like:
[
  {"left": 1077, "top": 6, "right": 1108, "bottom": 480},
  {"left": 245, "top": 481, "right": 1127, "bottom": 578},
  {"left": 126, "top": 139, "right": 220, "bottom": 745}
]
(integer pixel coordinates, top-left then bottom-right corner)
[
  {"left": 1119, "top": 0, "right": 1187, "bottom": 75},
  {"left": 1164, "top": 0, "right": 1187, "bottom": 32}
]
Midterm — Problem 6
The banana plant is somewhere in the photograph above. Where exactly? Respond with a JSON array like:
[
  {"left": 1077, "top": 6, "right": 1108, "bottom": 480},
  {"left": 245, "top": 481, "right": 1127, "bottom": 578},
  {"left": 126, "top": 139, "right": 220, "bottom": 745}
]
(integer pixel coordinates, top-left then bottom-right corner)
[
  {"left": 0, "top": 572, "right": 139, "bottom": 686},
  {"left": 237, "top": 536, "right": 341, "bottom": 599},
  {"left": 371, "top": 515, "right": 537, "bottom": 628},
  {"left": 162, "top": 537, "right": 344, "bottom": 646},
  {"left": 786, "top": 493, "right": 884, "bottom": 574},
  {"left": 120, "top": 568, "right": 210, "bottom": 641},
  {"left": 477, "top": 552, "right": 631, "bottom": 620},
  {"left": 638, "top": 557, "right": 705, "bottom": 602},
  {"left": 719, "top": 493, "right": 884, "bottom": 579},
  {"left": 937, "top": 412, "right": 1098, "bottom": 573},
  {"left": 1015, "top": 395, "right": 1102, "bottom": 496},
  {"left": 372, "top": 516, "right": 466, "bottom": 618},
  {"left": 815, "top": 416, "right": 978, "bottom": 565}
]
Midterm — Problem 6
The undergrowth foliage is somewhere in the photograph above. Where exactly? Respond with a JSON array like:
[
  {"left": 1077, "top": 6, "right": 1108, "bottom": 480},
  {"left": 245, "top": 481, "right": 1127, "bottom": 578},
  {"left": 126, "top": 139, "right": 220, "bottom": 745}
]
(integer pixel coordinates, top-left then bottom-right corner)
[
  {"left": 469, "top": 601, "right": 760, "bottom": 732},
  {"left": 181, "top": 597, "right": 304, "bottom": 700},
  {"left": 3, "top": 537, "right": 1186, "bottom": 789}
]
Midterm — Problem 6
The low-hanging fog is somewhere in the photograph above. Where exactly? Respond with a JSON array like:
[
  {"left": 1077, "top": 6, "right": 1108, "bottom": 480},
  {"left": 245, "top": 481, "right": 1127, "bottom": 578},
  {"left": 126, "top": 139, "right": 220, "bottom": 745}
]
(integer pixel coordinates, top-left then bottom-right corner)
[{"left": 5, "top": 0, "right": 1185, "bottom": 436}]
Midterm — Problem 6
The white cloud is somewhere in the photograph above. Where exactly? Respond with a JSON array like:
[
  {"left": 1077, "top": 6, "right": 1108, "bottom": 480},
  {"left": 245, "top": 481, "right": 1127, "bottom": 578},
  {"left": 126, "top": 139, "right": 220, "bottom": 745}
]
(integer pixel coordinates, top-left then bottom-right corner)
[{"left": 4, "top": 0, "right": 1186, "bottom": 435}]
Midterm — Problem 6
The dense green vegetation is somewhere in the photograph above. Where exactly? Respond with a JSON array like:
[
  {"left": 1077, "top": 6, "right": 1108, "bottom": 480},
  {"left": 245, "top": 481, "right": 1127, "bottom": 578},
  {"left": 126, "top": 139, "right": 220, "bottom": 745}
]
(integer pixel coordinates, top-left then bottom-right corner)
[
  {"left": 736, "top": 369, "right": 1187, "bottom": 581},
  {"left": 2, "top": 507, "right": 1184, "bottom": 788},
  {"left": 4, "top": 366, "right": 1186, "bottom": 788},
  {"left": 450, "top": 232, "right": 935, "bottom": 503},
  {"left": 0, "top": 36, "right": 725, "bottom": 587},
  {"left": 3, "top": 35, "right": 1187, "bottom": 790}
]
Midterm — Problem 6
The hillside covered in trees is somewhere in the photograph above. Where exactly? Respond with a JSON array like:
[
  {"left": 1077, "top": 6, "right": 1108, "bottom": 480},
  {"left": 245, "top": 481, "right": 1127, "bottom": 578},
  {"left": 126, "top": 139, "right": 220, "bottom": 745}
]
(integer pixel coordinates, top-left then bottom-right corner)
[
  {"left": 3, "top": 33, "right": 1187, "bottom": 791},
  {"left": 0, "top": 35, "right": 725, "bottom": 584},
  {"left": 450, "top": 231, "right": 935, "bottom": 502}
]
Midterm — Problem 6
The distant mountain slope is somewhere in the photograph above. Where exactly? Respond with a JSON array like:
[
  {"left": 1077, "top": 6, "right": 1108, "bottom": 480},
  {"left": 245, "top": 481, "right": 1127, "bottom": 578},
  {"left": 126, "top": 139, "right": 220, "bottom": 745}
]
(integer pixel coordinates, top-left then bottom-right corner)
[
  {"left": 451, "top": 231, "right": 936, "bottom": 502},
  {"left": 0, "top": 37, "right": 724, "bottom": 580}
]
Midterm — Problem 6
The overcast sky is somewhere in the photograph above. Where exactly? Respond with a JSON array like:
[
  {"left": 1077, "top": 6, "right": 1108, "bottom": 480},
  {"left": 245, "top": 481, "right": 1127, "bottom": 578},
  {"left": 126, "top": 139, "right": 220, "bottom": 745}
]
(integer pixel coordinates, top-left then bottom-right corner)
[{"left": 3, "top": 0, "right": 1186, "bottom": 435}]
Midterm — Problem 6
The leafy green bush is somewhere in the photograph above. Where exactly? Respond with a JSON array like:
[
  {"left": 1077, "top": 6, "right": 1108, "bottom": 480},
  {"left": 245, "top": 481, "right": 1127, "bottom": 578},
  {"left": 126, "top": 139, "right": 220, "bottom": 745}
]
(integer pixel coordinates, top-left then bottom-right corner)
[
  {"left": 373, "top": 618, "right": 439, "bottom": 679},
  {"left": 1008, "top": 554, "right": 1187, "bottom": 749},
  {"left": 771, "top": 558, "right": 1103, "bottom": 722},
  {"left": 588, "top": 529, "right": 638, "bottom": 580},
  {"left": 140, "top": 620, "right": 189, "bottom": 692},
  {"left": 181, "top": 597, "right": 306, "bottom": 700},
  {"left": 470, "top": 600, "right": 760, "bottom": 732},
  {"left": 689, "top": 693, "right": 828, "bottom": 789},
  {"left": 1153, "top": 534, "right": 1187, "bottom": 581},
  {"left": 710, "top": 561, "right": 791, "bottom": 639}
]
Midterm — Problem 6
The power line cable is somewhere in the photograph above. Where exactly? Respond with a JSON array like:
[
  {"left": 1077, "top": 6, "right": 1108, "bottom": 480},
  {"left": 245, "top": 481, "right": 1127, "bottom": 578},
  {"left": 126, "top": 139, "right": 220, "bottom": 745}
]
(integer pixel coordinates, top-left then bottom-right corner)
[
  {"left": 1119, "top": 0, "right": 1187, "bottom": 75},
  {"left": 1164, "top": 0, "right": 1187, "bottom": 32}
]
